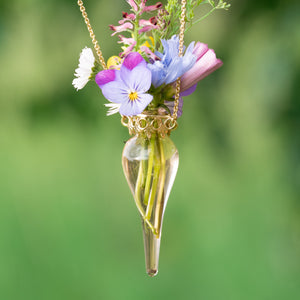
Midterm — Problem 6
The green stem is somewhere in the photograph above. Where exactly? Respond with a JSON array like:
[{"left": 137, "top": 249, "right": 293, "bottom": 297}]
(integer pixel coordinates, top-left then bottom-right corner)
[
  {"left": 154, "top": 137, "right": 166, "bottom": 236},
  {"left": 141, "top": 159, "right": 147, "bottom": 189},
  {"left": 143, "top": 135, "right": 155, "bottom": 206},
  {"left": 145, "top": 138, "right": 161, "bottom": 224},
  {"left": 135, "top": 159, "right": 157, "bottom": 234},
  {"left": 135, "top": 158, "right": 145, "bottom": 217},
  {"left": 185, "top": 7, "right": 217, "bottom": 32},
  {"left": 133, "top": 9, "right": 141, "bottom": 51}
]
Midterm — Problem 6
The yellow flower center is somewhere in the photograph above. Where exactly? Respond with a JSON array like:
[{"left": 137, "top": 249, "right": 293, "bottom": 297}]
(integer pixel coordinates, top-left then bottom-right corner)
[{"left": 128, "top": 91, "right": 138, "bottom": 101}]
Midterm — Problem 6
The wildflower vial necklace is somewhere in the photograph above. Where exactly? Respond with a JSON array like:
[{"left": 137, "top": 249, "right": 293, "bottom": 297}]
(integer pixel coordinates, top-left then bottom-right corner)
[{"left": 74, "top": 0, "right": 227, "bottom": 277}]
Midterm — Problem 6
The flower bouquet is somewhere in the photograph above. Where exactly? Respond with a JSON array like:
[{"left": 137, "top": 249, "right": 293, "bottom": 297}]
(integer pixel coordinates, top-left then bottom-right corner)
[{"left": 73, "top": 0, "right": 229, "bottom": 277}]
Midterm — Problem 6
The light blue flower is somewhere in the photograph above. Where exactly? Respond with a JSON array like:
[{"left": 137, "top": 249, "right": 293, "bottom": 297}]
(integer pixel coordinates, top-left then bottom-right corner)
[{"left": 147, "top": 35, "right": 197, "bottom": 88}]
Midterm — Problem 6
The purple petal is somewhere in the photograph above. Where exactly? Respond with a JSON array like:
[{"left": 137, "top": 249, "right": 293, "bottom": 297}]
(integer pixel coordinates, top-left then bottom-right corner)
[
  {"left": 165, "top": 97, "right": 183, "bottom": 118},
  {"left": 122, "top": 52, "right": 146, "bottom": 70},
  {"left": 119, "top": 93, "right": 153, "bottom": 116},
  {"left": 95, "top": 69, "right": 118, "bottom": 88},
  {"left": 121, "top": 65, "right": 152, "bottom": 92},
  {"left": 180, "top": 84, "right": 197, "bottom": 97},
  {"left": 101, "top": 81, "right": 128, "bottom": 104}
]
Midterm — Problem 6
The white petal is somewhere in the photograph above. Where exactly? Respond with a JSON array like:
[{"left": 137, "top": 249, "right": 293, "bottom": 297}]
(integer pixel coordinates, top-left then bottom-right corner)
[
  {"left": 72, "top": 47, "right": 95, "bottom": 90},
  {"left": 104, "top": 103, "right": 121, "bottom": 116},
  {"left": 72, "top": 77, "right": 88, "bottom": 91}
]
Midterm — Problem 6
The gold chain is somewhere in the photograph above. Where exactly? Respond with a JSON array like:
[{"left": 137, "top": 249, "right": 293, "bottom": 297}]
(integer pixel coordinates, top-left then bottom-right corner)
[
  {"left": 77, "top": 0, "right": 107, "bottom": 69},
  {"left": 172, "top": 0, "right": 187, "bottom": 120}
]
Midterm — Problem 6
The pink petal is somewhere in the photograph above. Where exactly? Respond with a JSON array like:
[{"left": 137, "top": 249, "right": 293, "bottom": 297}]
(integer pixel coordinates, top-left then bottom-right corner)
[
  {"left": 138, "top": 25, "right": 159, "bottom": 34},
  {"left": 180, "top": 49, "right": 223, "bottom": 92},
  {"left": 139, "top": 17, "right": 157, "bottom": 27},
  {"left": 118, "top": 35, "right": 135, "bottom": 45},
  {"left": 119, "top": 12, "right": 136, "bottom": 24},
  {"left": 119, "top": 43, "right": 136, "bottom": 58},
  {"left": 109, "top": 23, "right": 133, "bottom": 36},
  {"left": 142, "top": 2, "right": 163, "bottom": 13},
  {"left": 193, "top": 42, "right": 209, "bottom": 61},
  {"left": 126, "top": 0, "right": 138, "bottom": 11},
  {"left": 140, "top": 46, "right": 159, "bottom": 61}
]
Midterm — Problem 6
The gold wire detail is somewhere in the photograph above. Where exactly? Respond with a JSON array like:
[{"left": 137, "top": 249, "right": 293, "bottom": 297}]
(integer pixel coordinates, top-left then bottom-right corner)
[
  {"left": 173, "top": 0, "right": 187, "bottom": 120},
  {"left": 77, "top": 0, "right": 107, "bottom": 70},
  {"left": 121, "top": 112, "right": 178, "bottom": 138}
]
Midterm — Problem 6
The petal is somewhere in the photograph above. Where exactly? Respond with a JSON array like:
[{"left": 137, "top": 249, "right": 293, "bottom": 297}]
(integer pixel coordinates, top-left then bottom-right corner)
[
  {"left": 95, "top": 69, "right": 119, "bottom": 88},
  {"left": 193, "top": 42, "right": 209, "bottom": 60},
  {"left": 147, "top": 61, "right": 165, "bottom": 88},
  {"left": 119, "top": 43, "right": 136, "bottom": 58},
  {"left": 72, "top": 77, "right": 89, "bottom": 91},
  {"left": 180, "top": 84, "right": 197, "bottom": 97},
  {"left": 126, "top": 0, "right": 138, "bottom": 11},
  {"left": 104, "top": 103, "right": 121, "bottom": 116},
  {"left": 182, "top": 44, "right": 197, "bottom": 73},
  {"left": 101, "top": 81, "right": 129, "bottom": 103},
  {"left": 109, "top": 23, "right": 133, "bottom": 36},
  {"left": 121, "top": 65, "right": 152, "bottom": 92},
  {"left": 163, "top": 56, "right": 182, "bottom": 84},
  {"left": 122, "top": 52, "right": 146, "bottom": 70},
  {"left": 119, "top": 93, "right": 153, "bottom": 116},
  {"left": 142, "top": 3, "right": 163, "bottom": 12},
  {"left": 165, "top": 97, "right": 183, "bottom": 117},
  {"left": 138, "top": 25, "right": 159, "bottom": 34},
  {"left": 78, "top": 47, "right": 95, "bottom": 68},
  {"left": 180, "top": 49, "right": 223, "bottom": 91}
]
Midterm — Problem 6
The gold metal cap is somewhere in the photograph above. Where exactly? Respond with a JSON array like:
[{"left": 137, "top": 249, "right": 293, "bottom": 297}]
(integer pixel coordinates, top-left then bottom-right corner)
[{"left": 121, "top": 111, "right": 178, "bottom": 138}]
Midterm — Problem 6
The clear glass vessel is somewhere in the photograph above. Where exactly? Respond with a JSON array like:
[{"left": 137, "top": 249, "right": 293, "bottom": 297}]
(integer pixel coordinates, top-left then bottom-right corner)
[{"left": 122, "top": 130, "right": 179, "bottom": 277}]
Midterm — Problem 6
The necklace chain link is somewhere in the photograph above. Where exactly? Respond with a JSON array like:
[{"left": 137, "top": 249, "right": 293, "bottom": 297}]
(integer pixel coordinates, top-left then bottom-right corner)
[
  {"left": 173, "top": 0, "right": 187, "bottom": 121},
  {"left": 77, "top": 0, "right": 107, "bottom": 69}
]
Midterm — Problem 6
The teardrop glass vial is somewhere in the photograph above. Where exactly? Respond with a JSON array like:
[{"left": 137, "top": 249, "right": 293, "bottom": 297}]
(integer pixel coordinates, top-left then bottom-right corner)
[{"left": 122, "top": 126, "right": 179, "bottom": 277}]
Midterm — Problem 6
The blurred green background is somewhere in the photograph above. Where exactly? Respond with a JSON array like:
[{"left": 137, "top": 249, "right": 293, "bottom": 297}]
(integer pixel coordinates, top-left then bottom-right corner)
[{"left": 1, "top": 0, "right": 300, "bottom": 299}]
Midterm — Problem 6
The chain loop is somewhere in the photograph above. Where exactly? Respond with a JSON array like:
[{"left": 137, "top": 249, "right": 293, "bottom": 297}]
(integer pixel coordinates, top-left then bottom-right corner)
[
  {"left": 172, "top": 0, "right": 187, "bottom": 120},
  {"left": 77, "top": 0, "right": 107, "bottom": 70}
]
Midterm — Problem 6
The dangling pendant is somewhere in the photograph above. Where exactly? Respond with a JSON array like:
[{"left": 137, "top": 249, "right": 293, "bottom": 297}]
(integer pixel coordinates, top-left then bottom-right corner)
[{"left": 122, "top": 112, "right": 179, "bottom": 276}]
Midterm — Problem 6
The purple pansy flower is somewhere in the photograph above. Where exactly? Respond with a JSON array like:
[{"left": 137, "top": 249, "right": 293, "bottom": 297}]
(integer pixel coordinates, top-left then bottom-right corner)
[{"left": 95, "top": 52, "right": 153, "bottom": 116}]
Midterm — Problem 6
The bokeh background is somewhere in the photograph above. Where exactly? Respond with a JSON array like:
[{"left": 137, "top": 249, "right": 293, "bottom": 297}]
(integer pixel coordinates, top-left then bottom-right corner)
[{"left": 1, "top": 0, "right": 300, "bottom": 299}]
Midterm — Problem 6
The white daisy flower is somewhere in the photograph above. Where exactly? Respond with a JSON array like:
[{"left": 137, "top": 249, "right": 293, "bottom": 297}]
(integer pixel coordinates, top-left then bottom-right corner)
[
  {"left": 72, "top": 47, "right": 95, "bottom": 91},
  {"left": 104, "top": 103, "right": 121, "bottom": 116}
]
